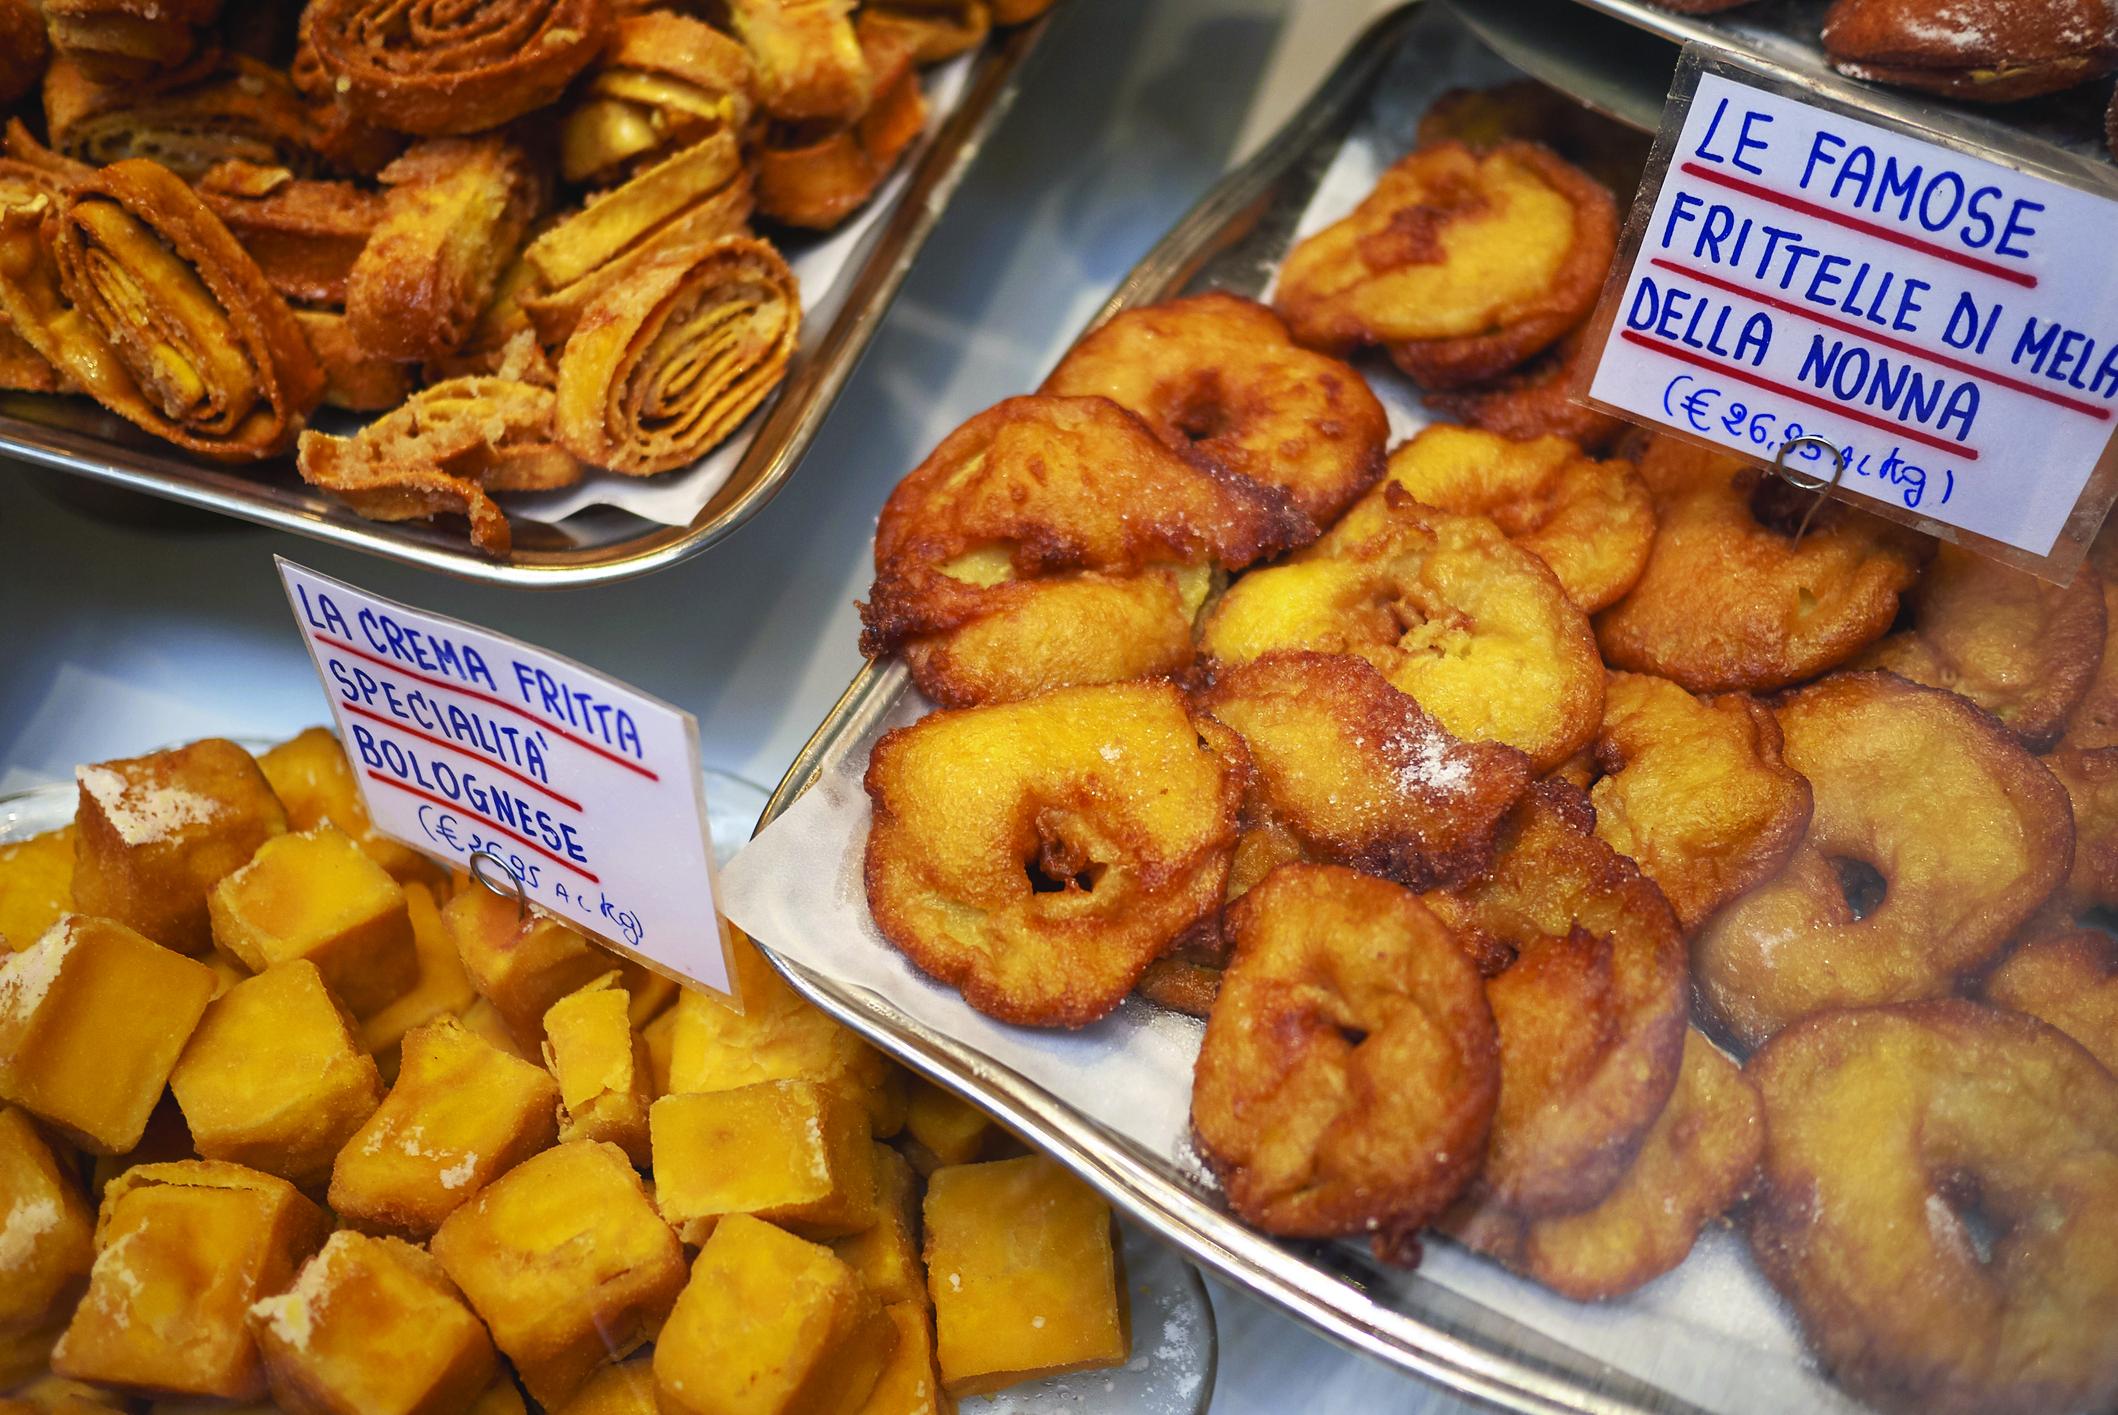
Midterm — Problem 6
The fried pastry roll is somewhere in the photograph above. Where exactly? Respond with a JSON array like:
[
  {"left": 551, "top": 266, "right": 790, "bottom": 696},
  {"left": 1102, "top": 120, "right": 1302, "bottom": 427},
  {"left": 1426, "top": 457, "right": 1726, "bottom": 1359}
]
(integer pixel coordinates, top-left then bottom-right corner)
[
  {"left": 554, "top": 235, "right": 799, "bottom": 476},
  {"left": 345, "top": 137, "right": 542, "bottom": 364},
  {"left": 0, "top": 158, "right": 324, "bottom": 460},
  {"left": 0, "top": 0, "right": 49, "bottom": 106},
  {"left": 195, "top": 162, "right": 384, "bottom": 308},
  {"left": 44, "top": 52, "right": 325, "bottom": 180},
  {"left": 559, "top": 12, "right": 755, "bottom": 187},
  {"left": 859, "top": 1, "right": 991, "bottom": 63},
  {"left": 727, "top": 0, "right": 872, "bottom": 123},
  {"left": 294, "top": 309, "right": 416, "bottom": 412},
  {"left": 298, "top": 377, "right": 584, "bottom": 557},
  {"left": 41, "top": 0, "right": 221, "bottom": 84},
  {"left": 0, "top": 157, "right": 74, "bottom": 394},
  {"left": 755, "top": 21, "right": 926, "bottom": 230},
  {"left": 520, "top": 132, "right": 754, "bottom": 347},
  {"left": 300, "top": 0, "right": 613, "bottom": 137}
]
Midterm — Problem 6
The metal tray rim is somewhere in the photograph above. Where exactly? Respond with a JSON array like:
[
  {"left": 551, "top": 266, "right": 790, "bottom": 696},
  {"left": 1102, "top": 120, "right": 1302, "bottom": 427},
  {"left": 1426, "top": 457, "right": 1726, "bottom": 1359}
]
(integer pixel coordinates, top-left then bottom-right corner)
[{"left": 0, "top": 18, "right": 1049, "bottom": 590}]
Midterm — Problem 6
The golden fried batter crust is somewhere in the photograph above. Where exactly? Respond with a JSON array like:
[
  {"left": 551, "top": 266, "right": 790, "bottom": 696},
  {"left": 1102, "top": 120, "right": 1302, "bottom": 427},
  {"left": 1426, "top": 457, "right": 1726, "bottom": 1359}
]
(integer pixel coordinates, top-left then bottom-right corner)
[
  {"left": 2044, "top": 745, "right": 2118, "bottom": 911},
  {"left": 863, "top": 681, "right": 1245, "bottom": 1027},
  {"left": 2057, "top": 577, "right": 2118, "bottom": 751},
  {"left": 42, "top": 0, "right": 219, "bottom": 85},
  {"left": 559, "top": 11, "right": 755, "bottom": 186},
  {"left": 1447, "top": 1028, "right": 1760, "bottom": 1299},
  {"left": 1584, "top": 672, "right": 1811, "bottom": 931},
  {"left": 1425, "top": 327, "right": 1626, "bottom": 452},
  {"left": 1694, "top": 673, "right": 2075, "bottom": 1049},
  {"left": 1192, "top": 863, "right": 1498, "bottom": 1259},
  {"left": 728, "top": 0, "right": 871, "bottom": 124},
  {"left": 862, "top": 394, "right": 1308, "bottom": 706},
  {"left": 44, "top": 52, "right": 326, "bottom": 180},
  {"left": 1747, "top": 1001, "right": 2118, "bottom": 1415},
  {"left": 1274, "top": 140, "right": 1616, "bottom": 388},
  {"left": 1852, "top": 545, "right": 2105, "bottom": 750},
  {"left": 1983, "top": 927, "right": 2118, "bottom": 1073},
  {"left": 1423, "top": 782, "right": 1688, "bottom": 1216},
  {"left": 1204, "top": 487, "right": 1604, "bottom": 772},
  {"left": 1597, "top": 443, "right": 1930, "bottom": 692},
  {"left": 194, "top": 161, "right": 384, "bottom": 308},
  {"left": 1195, "top": 651, "right": 1531, "bottom": 891},
  {"left": 1042, "top": 292, "right": 1388, "bottom": 530},
  {"left": 1334, "top": 424, "right": 1654, "bottom": 613},
  {"left": 0, "top": 0, "right": 49, "bottom": 107},
  {"left": 754, "top": 19, "right": 926, "bottom": 230}
]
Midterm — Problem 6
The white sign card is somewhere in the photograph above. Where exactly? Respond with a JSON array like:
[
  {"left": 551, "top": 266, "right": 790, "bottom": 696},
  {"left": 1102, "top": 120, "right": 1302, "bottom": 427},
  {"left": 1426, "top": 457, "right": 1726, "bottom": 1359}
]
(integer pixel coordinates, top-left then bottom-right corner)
[
  {"left": 277, "top": 559, "right": 732, "bottom": 996},
  {"left": 1586, "top": 52, "right": 2118, "bottom": 574}
]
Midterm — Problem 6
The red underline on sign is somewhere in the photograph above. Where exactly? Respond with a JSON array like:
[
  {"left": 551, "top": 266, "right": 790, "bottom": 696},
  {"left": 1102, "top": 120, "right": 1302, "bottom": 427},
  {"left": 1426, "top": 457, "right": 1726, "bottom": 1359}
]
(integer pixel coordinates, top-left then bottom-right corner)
[
  {"left": 1649, "top": 256, "right": 2109, "bottom": 421},
  {"left": 1620, "top": 330, "right": 1980, "bottom": 460},
  {"left": 1678, "top": 161, "right": 2039, "bottom": 290},
  {"left": 364, "top": 770, "right": 601, "bottom": 884},
  {"left": 316, "top": 634, "right": 658, "bottom": 781},
  {"left": 340, "top": 701, "right": 585, "bottom": 812}
]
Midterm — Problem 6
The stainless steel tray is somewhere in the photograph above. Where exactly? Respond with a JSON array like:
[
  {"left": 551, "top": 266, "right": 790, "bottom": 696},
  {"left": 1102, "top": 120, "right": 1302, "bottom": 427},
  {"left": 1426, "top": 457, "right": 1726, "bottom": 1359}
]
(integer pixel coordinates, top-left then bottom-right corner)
[
  {"left": 751, "top": 8, "right": 1712, "bottom": 1411},
  {"left": 0, "top": 20, "right": 1048, "bottom": 589}
]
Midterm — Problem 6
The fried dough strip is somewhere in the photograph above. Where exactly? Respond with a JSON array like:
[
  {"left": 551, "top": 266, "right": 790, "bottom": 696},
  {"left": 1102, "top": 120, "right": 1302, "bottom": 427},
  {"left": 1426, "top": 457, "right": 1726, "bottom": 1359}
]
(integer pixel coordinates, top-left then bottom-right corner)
[
  {"left": 554, "top": 235, "right": 799, "bottom": 476},
  {"left": 44, "top": 52, "right": 325, "bottom": 179},
  {"left": 0, "top": 0, "right": 49, "bottom": 106},
  {"left": 727, "top": 0, "right": 872, "bottom": 123},
  {"left": 301, "top": 0, "right": 614, "bottom": 138},
  {"left": 755, "top": 20, "right": 926, "bottom": 230},
  {"left": 0, "top": 159, "right": 323, "bottom": 461},
  {"left": 0, "top": 157, "right": 75, "bottom": 394},
  {"left": 560, "top": 11, "right": 756, "bottom": 187},
  {"left": 520, "top": 131, "right": 754, "bottom": 348},
  {"left": 860, "top": 1, "right": 991, "bottom": 63},
  {"left": 298, "top": 377, "right": 582, "bottom": 557},
  {"left": 345, "top": 137, "right": 542, "bottom": 363},
  {"left": 194, "top": 162, "right": 384, "bottom": 308},
  {"left": 293, "top": 308, "right": 416, "bottom": 413},
  {"left": 41, "top": 0, "right": 220, "bottom": 84}
]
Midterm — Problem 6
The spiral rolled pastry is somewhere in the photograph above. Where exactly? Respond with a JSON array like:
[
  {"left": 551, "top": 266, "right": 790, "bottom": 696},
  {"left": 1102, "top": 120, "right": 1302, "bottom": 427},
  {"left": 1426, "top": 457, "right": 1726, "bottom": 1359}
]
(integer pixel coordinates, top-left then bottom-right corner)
[
  {"left": 195, "top": 162, "right": 385, "bottom": 308},
  {"left": 559, "top": 11, "right": 756, "bottom": 187},
  {"left": 44, "top": 53, "right": 327, "bottom": 180},
  {"left": 42, "top": 0, "right": 221, "bottom": 84},
  {"left": 555, "top": 235, "right": 799, "bottom": 477},
  {"left": 301, "top": 0, "right": 614, "bottom": 137},
  {"left": 727, "top": 0, "right": 872, "bottom": 123},
  {"left": 0, "top": 158, "right": 72, "bottom": 394},
  {"left": 0, "top": 158, "right": 323, "bottom": 461},
  {"left": 756, "top": 19, "right": 926, "bottom": 230}
]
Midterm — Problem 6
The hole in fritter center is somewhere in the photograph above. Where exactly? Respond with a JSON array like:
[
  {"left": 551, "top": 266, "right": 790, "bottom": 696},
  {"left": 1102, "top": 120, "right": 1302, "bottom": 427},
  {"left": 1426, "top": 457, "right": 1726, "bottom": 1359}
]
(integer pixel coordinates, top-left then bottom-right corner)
[
  {"left": 1828, "top": 857, "right": 1887, "bottom": 920},
  {"left": 1932, "top": 1172, "right": 2001, "bottom": 1265},
  {"left": 1336, "top": 1024, "right": 1370, "bottom": 1048}
]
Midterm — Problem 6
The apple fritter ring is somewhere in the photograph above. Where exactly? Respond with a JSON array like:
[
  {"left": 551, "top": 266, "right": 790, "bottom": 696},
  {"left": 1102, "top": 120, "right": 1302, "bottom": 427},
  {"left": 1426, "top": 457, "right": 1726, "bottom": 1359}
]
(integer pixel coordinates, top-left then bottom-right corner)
[
  {"left": 1327, "top": 424, "right": 1654, "bottom": 613},
  {"left": 1424, "top": 327, "right": 1626, "bottom": 452},
  {"left": 345, "top": 137, "right": 542, "bottom": 364},
  {"left": 2044, "top": 745, "right": 2118, "bottom": 910},
  {"left": 0, "top": 0, "right": 48, "bottom": 106},
  {"left": 559, "top": 11, "right": 755, "bottom": 187},
  {"left": 554, "top": 234, "right": 799, "bottom": 478},
  {"left": 861, "top": 394, "right": 1307, "bottom": 706},
  {"left": 1693, "top": 673, "right": 2074, "bottom": 1050},
  {"left": 1202, "top": 487, "right": 1604, "bottom": 772},
  {"left": 44, "top": 53, "right": 327, "bottom": 181},
  {"left": 0, "top": 158, "right": 324, "bottom": 462},
  {"left": 1191, "top": 863, "right": 1499, "bottom": 1261},
  {"left": 1747, "top": 1001, "right": 2118, "bottom": 1415},
  {"left": 1424, "top": 782, "right": 1688, "bottom": 1216},
  {"left": 1983, "top": 927, "right": 2118, "bottom": 1074},
  {"left": 301, "top": 0, "right": 613, "bottom": 138},
  {"left": 1274, "top": 140, "right": 1617, "bottom": 388},
  {"left": 1597, "top": 444, "right": 1930, "bottom": 692},
  {"left": 1041, "top": 292, "right": 1389, "bottom": 530},
  {"left": 1447, "top": 1028, "right": 1761, "bottom": 1300},
  {"left": 1582, "top": 672, "right": 1811, "bottom": 932},
  {"left": 1851, "top": 545, "right": 2105, "bottom": 751},
  {"left": 41, "top": 0, "right": 219, "bottom": 85},
  {"left": 1195, "top": 651, "right": 1531, "bottom": 892},
  {"left": 863, "top": 681, "right": 1245, "bottom": 1028},
  {"left": 2057, "top": 577, "right": 2118, "bottom": 751}
]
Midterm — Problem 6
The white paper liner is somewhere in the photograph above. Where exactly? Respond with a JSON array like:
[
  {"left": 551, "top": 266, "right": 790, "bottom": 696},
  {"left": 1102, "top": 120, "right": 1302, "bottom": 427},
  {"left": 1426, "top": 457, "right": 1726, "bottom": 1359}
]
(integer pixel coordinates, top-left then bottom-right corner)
[
  {"left": 508, "top": 54, "right": 976, "bottom": 530},
  {"left": 720, "top": 31, "right": 1868, "bottom": 1415}
]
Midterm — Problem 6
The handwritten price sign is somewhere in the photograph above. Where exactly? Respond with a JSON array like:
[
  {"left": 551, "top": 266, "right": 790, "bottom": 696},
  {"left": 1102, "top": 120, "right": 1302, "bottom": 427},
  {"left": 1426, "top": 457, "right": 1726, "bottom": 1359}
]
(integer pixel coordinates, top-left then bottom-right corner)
[
  {"left": 277, "top": 559, "right": 732, "bottom": 995},
  {"left": 1589, "top": 56, "right": 2118, "bottom": 565}
]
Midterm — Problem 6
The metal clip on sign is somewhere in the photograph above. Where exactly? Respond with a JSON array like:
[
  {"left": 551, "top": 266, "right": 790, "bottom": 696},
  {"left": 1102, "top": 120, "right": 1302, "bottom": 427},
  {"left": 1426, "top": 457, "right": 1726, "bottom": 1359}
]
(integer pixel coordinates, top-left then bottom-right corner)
[
  {"left": 470, "top": 847, "right": 530, "bottom": 923},
  {"left": 1774, "top": 434, "right": 1849, "bottom": 545}
]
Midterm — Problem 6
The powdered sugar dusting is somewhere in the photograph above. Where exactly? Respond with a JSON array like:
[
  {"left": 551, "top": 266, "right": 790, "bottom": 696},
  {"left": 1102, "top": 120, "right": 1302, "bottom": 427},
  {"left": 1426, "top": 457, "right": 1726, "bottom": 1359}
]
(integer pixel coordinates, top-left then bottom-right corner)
[
  {"left": 77, "top": 764, "right": 221, "bottom": 846},
  {"left": 438, "top": 1153, "right": 479, "bottom": 1191},
  {"left": 251, "top": 1233, "right": 350, "bottom": 1350},
  {"left": 0, "top": 921, "right": 76, "bottom": 1022},
  {"left": 1382, "top": 721, "right": 1472, "bottom": 799},
  {"left": 0, "top": 1197, "right": 59, "bottom": 1272}
]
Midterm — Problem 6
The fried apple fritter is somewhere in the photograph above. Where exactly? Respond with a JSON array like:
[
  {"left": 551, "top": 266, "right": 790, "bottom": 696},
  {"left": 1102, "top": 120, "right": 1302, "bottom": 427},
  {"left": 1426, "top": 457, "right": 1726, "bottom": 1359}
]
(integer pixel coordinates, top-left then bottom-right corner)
[
  {"left": 1851, "top": 545, "right": 2105, "bottom": 751},
  {"left": 863, "top": 681, "right": 1245, "bottom": 1027},
  {"left": 1423, "top": 783, "right": 1688, "bottom": 1216},
  {"left": 1041, "top": 292, "right": 1388, "bottom": 530},
  {"left": 1983, "top": 927, "right": 2118, "bottom": 1073},
  {"left": 1694, "top": 673, "right": 2074, "bottom": 1050},
  {"left": 2057, "top": 578, "right": 2118, "bottom": 751},
  {"left": 1447, "top": 1028, "right": 1761, "bottom": 1299},
  {"left": 1746, "top": 1002, "right": 2118, "bottom": 1415},
  {"left": 1597, "top": 441, "right": 1931, "bottom": 692},
  {"left": 1583, "top": 672, "right": 1811, "bottom": 932},
  {"left": 1424, "top": 327, "right": 1625, "bottom": 451},
  {"left": 1203, "top": 487, "right": 1603, "bottom": 772},
  {"left": 1274, "top": 140, "right": 1616, "bottom": 388},
  {"left": 1191, "top": 864, "right": 1498, "bottom": 1261},
  {"left": 1327, "top": 425, "right": 1654, "bottom": 613},
  {"left": 2043, "top": 745, "right": 2118, "bottom": 910},
  {"left": 1415, "top": 81, "right": 1651, "bottom": 199},
  {"left": 862, "top": 395, "right": 1308, "bottom": 706},
  {"left": 1195, "top": 651, "right": 1531, "bottom": 892}
]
